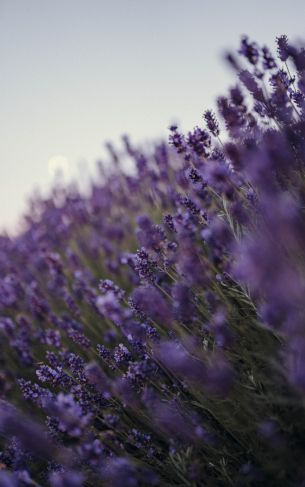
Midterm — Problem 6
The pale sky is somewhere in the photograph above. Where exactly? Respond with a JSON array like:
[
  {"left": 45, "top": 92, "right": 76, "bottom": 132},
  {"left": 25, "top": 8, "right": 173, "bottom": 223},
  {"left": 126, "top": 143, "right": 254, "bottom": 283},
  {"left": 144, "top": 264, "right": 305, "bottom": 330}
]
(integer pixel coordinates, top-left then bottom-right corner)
[{"left": 1, "top": 0, "right": 305, "bottom": 232}]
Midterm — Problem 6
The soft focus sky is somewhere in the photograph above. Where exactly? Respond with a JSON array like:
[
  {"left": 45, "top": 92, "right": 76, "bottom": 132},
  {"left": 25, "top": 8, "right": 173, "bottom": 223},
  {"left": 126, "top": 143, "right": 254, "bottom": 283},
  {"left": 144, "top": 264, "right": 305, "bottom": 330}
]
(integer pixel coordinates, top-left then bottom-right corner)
[{"left": 1, "top": 0, "right": 305, "bottom": 232}]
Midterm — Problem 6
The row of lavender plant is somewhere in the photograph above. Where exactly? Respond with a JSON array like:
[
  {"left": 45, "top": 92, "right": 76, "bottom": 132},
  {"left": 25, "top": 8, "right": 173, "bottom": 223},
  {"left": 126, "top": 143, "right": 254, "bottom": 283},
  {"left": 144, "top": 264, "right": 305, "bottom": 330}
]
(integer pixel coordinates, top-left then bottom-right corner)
[{"left": 1, "top": 35, "right": 305, "bottom": 486}]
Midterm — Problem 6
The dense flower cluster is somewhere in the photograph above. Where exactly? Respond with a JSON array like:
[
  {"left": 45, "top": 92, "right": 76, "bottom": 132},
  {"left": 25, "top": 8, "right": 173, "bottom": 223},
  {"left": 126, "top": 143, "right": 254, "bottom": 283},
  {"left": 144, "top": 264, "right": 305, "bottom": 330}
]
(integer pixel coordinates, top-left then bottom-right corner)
[{"left": 1, "top": 35, "right": 305, "bottom": 485}]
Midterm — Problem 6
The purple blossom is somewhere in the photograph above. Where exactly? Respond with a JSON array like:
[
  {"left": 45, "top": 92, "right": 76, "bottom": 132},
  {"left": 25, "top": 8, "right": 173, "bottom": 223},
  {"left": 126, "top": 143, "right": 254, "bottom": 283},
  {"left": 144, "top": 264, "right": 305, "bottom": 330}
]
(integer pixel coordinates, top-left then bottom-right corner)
[
  {"left": 276, "top": 35, "right": 289, "bottom": 62},
  {"left": 239, "top": 35, "right": 260, "bottom": 65},
  {"left": 113, "top": 343, "right": 131, "bottom": 365},
  {"left": 99, "top": 279, "right": 125, "bottom": 300},
  {"left": 49, "top": 470, "right": 85, "bottom": 487},
  {"left": 239, "top": 70, "right": 264, "bottom": 102},
  {"left": 203, "top": 110, "right": 220, "bottom": 137},
  {"left": 48, "top": 393, "right": 92, "bottom": 438},
  {"left": 84, "top": 361, "right": 111, "bottom": 395},
  {"left": 0, "top": 34, "right": 305, "bottom": 487},
  {"left": 131, "top": 285, "right": 172, "bottom": 327},
  {"left": 168, "top": 125, "right": 188, "bottom": 154}
]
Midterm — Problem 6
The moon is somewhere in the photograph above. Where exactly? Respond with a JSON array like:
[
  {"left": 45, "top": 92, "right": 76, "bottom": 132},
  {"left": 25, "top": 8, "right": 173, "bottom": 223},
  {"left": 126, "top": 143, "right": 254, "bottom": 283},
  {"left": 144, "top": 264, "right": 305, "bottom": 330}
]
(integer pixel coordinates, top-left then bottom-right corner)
[{"left": 48, "top": 155, "right": 71, "bottom": 179}]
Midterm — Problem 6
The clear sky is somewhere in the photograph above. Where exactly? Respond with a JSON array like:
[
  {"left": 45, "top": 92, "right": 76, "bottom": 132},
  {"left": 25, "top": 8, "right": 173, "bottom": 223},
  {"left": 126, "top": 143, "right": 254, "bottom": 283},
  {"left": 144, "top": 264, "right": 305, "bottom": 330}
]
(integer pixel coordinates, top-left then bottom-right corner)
[{"left": 1, "top": 0, "right": 305, "bottom": 232}]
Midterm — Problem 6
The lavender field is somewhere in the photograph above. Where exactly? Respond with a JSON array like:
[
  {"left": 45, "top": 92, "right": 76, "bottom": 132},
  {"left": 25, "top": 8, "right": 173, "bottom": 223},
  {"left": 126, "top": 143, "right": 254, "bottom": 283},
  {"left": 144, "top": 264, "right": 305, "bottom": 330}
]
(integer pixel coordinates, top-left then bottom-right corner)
[{"left": 1, "top": 35, "right": 305, "bottom": 486}]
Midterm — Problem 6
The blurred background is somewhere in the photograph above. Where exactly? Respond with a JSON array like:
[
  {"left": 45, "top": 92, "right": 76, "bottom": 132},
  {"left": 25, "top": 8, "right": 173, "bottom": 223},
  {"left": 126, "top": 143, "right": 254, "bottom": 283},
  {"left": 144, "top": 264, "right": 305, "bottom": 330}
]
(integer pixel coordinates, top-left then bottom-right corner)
[{"left": 1, "top": 0, "right": 305, "bottom": 232}]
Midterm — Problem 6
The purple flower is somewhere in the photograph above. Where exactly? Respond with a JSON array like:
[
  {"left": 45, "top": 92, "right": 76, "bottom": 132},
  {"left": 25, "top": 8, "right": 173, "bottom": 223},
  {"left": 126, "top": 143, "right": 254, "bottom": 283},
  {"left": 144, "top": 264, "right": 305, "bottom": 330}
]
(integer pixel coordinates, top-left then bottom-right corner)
[
  {"left": 186, "top": 127, "right": 211, "bottom": 157},
  {"left": 168, "top": 125, "right": 188, "bottom": 154},
  {"left": 84, "top": 361, "right": 110, "bottom": 395},
  {"left": 99, "top": 279, "right": 125, "bottom": 300},
  {"left": 262, "top": 46, "right": 277, "bottom": 70},
  {"left": 0, "top": 316, "right": 15, "bottom": 336},
  {"left": 239, "top": 35, "right": 259, "bottom": 65},
  {"left": 239, "top": 70, "right": 264, "bottom": 102},
  {"left": 102, "top": 457, "right": 138, "bottom": 487},
  {"left": 0, "top": 471, "right": 18, "bottom": 487},
  {"left": 41, "top": 328, "right": 61, "bottom": 348},
  {"left": 203, "top": 110, "right": 220, "bottom": 137},
  {"left": 47, "top": 393, "right": 92, "bottom": 438},
  {"left": 131, "top": 286, "right": 172, "bottom": 327},
  {"left": 276, "top": 35, "right": 289, "bottom": 62},
  {"left": 1, "top": 33, "right": 305, "bottom": 487},
  {"left": 49, "top": 470, "right": 85, "bottom": 487},
  {"left": 155, "top": 340, "right": 206, "bottom": 384},
  {"left": 171, "top": 283, "right": 196, "bottom": 323},
  {"left": 36, "top": 365, "right": 67, "bottom": 387},
  {"left": 113, "top": 343, "right": 131, "bottom": 365},
  {"left": 134, "top": 248, "right": 156, "bottom": 282},
  {"left": 18, "top": 378, "right": 52, "bottom": 407}
]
